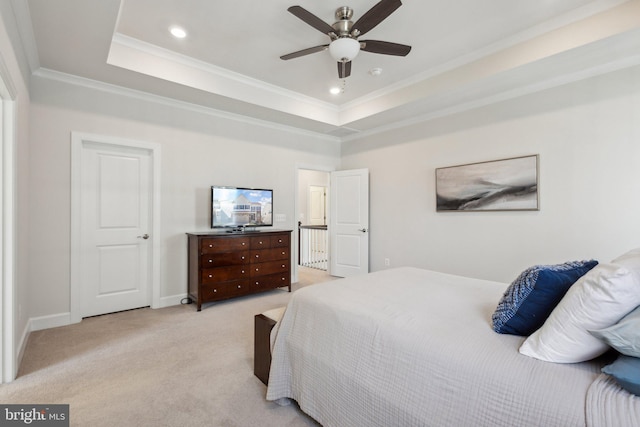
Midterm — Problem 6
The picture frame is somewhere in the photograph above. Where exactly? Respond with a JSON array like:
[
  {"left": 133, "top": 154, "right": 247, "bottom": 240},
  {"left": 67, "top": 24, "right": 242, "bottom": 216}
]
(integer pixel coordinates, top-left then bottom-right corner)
[{"left": 436, "top": 155, "right": 539, "bottom": 212}]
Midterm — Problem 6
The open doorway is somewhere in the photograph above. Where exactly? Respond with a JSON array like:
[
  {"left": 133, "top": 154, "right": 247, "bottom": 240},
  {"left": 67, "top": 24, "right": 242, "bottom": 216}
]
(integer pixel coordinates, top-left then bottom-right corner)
[{"left": 297, "top": 169, "right": 329, "bottom": 271}]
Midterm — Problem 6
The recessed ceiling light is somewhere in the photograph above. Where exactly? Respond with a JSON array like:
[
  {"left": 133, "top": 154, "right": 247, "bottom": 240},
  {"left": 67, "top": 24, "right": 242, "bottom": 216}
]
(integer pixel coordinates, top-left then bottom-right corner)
[
  {"left": 170, "top": 26, "right": 187, "bottom": 39},
  {"left": 329, "top": 87, "right": 341, "bottom": 95}
]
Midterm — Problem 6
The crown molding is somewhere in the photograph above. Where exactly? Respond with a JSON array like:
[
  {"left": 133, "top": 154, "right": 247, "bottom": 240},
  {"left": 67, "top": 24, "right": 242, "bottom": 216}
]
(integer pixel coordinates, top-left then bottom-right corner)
[
  {"left": 340, "top": 0, "right": 630, "bottom": 113},
  {"left": 343, "top": 28, "right": 640, "bottom": 143},
  {"left": 108, "top": 33, "right": 342, "bottom": 126},
  {"left": 8, "top": 0, "right": 40, "bottom": 73},
  {"left": 32, "top": 67, "right": 340, "bottom": 143}
]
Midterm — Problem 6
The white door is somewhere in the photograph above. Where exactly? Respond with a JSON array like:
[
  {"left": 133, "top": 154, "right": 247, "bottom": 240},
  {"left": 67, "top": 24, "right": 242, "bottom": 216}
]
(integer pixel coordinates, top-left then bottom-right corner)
[
  {"left": 330, "top": 169, "right": 369, "bottom": 277},
  {"left": 308, "top": 185, "right": 326, "bottom": 225},
  {"left": 79, "top": 142, "right": 153, "bottom": 317}
]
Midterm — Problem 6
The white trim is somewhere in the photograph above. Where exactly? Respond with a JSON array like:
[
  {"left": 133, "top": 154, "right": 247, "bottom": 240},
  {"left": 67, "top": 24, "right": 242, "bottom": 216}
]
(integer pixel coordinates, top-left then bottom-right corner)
[
  {"left": 2, "top": 98, "right": 16, "bottom": 383},
  {"left": 342, "top": 48, "right": 640, "bottom": 143},
  {"left": 158, "top": 294, "right": 187, "bottom": 309},
  {"left": 8, "top": 0, "right": 40, "bottom": 73},
  {"left": 70, "top": 132, "right": 162, "bottom": 324},
  {"left": 111, "top": 33, "right": 339, "bottom": 112},
  {"left": 0, "top": 49, "right": 17, "bottom": 383},
  {"left": 28, "top": 313, "right": 71, "bottom": 332},
  {"left": 33, "top": 68, "right": 339, "bottom": 143},
  {"left": 340, "top": 0, "right": 630, "bottom": 111}
]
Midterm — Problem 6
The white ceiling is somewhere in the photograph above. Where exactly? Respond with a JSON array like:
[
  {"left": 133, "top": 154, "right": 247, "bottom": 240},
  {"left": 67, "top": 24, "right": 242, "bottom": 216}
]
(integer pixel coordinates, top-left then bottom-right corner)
[{"left": 21, "top": 0, "right": 640, "bottom": 139}]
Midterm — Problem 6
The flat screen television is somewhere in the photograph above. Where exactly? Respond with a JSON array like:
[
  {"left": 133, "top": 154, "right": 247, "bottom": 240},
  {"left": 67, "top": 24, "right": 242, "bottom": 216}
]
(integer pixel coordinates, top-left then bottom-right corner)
[{"left": 211, "top": 186, "right": 273, "bottom": 229}]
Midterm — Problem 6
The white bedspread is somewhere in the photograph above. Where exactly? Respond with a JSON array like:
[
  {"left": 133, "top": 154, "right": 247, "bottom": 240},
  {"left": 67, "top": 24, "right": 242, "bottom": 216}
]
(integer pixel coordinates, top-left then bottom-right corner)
[
  {"left": 266, "top": 267, "right": 605, "bottom": 427},
  {"left": 587, "top": 373, "right": 640, "bottom": 427}
]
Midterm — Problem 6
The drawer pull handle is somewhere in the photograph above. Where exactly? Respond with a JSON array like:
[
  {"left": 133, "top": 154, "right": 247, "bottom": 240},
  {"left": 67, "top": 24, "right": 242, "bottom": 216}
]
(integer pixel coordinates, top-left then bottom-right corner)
[
  {"left": 242, "top": 242, "right": 246, "bottom": 246},
  {"left": 241, "top": 256, "right": 245, "bottom": 260},
  {"left": 208, "top": 260, "right": 212, "bottom": 263},
  {"left": 282, "top": 252, "right": 285, "bottom": 255},
  {"left": 255, "top": 281, "right": 259, "bottom": 285},
  {"left": 255, "top": 268, "right": 259, "bottom": 272},
  {"left": 241, "top": 270, "right": 245, "bottom": 274},
  {"left": 213, "top": 289, "right": 217, "bottom": 293},
  {"left": 255, "top": 255, "right": 259, "bottom": 258},
  {"left": 209, "top": 274, "right": 212, "bottom": 278},
  {"left": 282, "top": 277, "right": 285, "bottom": 281},
  {"left": 237, "top": 285, "right": 241, "bottom": 289},
  {"left": 209, "top": 244, "right": 213, "bottom": 248},
  {"left": 282, "top": 265, "right": 285, "bottom": 268},
  {"left": 259, "top": 241, "right": 263, "bottom": 245}
]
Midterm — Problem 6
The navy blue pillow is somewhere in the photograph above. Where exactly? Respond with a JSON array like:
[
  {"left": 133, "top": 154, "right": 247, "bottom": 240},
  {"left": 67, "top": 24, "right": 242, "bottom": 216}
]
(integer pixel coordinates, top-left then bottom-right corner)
[
  {"left": 602, "top": 355, "right": 640, "bottom": 396},
  {"left": 492, "top": 260, "right": 598, "bottom": 336}
]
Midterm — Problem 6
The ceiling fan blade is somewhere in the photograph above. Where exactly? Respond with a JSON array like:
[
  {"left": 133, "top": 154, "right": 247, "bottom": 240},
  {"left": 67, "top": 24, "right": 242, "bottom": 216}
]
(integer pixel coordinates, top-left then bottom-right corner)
[
  {"left": 360, "top": 40, "right": 411, "bottom": 56},
  {"left": 352, "top": 0, "right": 402, "bottom": 37},
  {"left": 280, "top": 45, "right": 329, "bottom": 60},
  {"left": 338, "top": 61, "right": 352, "bottom": 79},
  {"left": 287, "top": 6, "right": 336, "bottom": 36}
]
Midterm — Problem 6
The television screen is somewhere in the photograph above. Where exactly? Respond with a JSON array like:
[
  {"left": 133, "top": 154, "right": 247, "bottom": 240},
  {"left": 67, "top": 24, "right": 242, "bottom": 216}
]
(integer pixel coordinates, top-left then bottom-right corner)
[{"left": 211, "top": 186, "right": 273, "bottom": 229}]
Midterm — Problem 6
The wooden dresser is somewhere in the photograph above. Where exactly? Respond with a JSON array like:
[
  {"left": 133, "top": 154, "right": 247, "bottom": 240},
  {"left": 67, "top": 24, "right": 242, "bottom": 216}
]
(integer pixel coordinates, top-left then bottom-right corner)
[{"left": 186, "top": 230, "right": 292, "bottom": 311}]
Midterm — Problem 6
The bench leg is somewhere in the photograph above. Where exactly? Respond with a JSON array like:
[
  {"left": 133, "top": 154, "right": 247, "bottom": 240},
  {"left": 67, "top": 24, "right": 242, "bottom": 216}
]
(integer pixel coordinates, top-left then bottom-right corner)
[{"left": 254, "top": 314, "right": 277, "bottom": 385}]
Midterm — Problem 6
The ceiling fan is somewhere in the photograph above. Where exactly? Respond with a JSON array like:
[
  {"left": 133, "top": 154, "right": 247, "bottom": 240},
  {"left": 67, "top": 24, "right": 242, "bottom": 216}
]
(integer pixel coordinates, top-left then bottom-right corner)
[{"left": 280, "top": 0, "right": 411, "bottom": 79}]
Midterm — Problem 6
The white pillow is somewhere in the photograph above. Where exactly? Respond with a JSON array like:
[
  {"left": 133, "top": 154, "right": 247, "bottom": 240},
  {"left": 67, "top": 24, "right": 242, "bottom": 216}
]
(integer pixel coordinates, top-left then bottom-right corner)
[
  {"left": 612, "top": 247, "right": 640, "bottom": 282},
  {"left": 519, "top": 263, "right": 640, "bottom": 363}
]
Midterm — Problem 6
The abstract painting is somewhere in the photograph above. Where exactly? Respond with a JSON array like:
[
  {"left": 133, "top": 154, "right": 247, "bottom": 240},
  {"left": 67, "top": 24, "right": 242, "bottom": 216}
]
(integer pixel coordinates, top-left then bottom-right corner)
[{"left": 436, "top": 155, "right": 539, "bottom": 211}]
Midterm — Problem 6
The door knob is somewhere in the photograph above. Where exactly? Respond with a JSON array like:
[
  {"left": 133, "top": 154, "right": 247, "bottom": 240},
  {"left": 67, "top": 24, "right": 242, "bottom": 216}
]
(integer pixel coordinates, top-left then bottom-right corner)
[
  {"left": 137, "top": 234, "right": 150, "bottom": 240},
  {"left": 358, "top": 228, "right": 368, "bottom": 233}
]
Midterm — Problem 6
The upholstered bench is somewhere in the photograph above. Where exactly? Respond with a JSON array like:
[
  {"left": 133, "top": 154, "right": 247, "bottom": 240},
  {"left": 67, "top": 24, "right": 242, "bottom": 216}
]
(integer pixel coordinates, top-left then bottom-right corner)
[{"left": 254, "top": 306, "right": 286, "bottom": 385}]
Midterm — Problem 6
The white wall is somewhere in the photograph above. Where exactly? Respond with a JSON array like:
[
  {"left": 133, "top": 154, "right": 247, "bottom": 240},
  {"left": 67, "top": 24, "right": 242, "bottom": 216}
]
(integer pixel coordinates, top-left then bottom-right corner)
[
  {"left": 341, "top": 65, "right": 640, "bottom": 283},
  {"left": 28, "top": 75, "right": 340, "bottom": 322}
]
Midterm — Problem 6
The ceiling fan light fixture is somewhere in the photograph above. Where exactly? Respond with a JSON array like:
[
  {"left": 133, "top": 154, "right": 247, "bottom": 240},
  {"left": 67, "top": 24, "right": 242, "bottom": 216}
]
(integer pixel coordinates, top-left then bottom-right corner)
[{"left": 329, "top": 37, "right": 360, "bottom": 62}]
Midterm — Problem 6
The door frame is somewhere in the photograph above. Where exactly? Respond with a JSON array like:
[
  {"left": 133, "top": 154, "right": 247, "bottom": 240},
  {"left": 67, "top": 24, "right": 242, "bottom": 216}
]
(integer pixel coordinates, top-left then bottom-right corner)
[
  {"left": 70, "top": 132, "right": 161, "bottom": 324},
  {"left": 0, "top": 57, "right": 16, "bottom": 383},
  {"left": 295, "top": 163, "right": 334, "bottom": 282}
]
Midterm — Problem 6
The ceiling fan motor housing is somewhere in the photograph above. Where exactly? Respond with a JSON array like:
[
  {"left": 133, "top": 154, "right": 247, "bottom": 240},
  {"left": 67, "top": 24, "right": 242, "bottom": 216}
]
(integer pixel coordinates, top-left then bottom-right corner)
[
  {"left": 333, "top": 7, "right": 355, "bottom": 37},
  {"left": 281, "top": 1, "right": 411, "bottom": 78}
]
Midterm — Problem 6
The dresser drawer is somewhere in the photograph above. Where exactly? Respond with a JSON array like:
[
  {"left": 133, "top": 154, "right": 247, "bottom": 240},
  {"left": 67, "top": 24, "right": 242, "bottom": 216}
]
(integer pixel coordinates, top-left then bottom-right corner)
[
  {"left": 251, "top": 247, "right": 290, "bottom": 263},
  {"left": 201, "top": 265, "right": 250, "bottom": 283},
  {"left": 250, "top": 236, "right": 272, "bottom": 249},
  {"left": 201, "top": 237, "right": 250, "bottom": 254},
  {"left": 250, "top": 260, "right": 290, "bottom": 277},
  {"left": 201, "top": 280, "right": 251, "bottom": 302},
  {"left": 252, "top": 273, "right": 290, "bottom": 291},
  {"left": 270, "top": 234, "right": 290, "bottom": 248},
  {"left": 200, "top": 251, "right": 249, "bottom": 267}
]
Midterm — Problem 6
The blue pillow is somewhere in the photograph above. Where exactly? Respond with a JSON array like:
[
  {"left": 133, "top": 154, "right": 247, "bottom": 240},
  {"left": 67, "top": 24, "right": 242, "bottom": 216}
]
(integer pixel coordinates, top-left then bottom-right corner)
[
  {"left": 590, "top": 306, "right": 640, "bottom": 357},
  {"left": 602, "top": 355, "right": 640, "bottom": 396},
  {"left": 492, "top": 260, "right": 598, "bottom": 336}
]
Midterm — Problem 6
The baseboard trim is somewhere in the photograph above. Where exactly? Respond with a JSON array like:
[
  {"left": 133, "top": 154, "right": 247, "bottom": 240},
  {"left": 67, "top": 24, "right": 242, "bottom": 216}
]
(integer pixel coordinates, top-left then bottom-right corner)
[
  {"left": 157, "top": 293, "right": 187, "bottom": 308},
  {"left": 26, "top": 296, "right": 186, "bottom": 334},
  {"left": 30, "top": 312, "right": 73, "bottom": 332}
]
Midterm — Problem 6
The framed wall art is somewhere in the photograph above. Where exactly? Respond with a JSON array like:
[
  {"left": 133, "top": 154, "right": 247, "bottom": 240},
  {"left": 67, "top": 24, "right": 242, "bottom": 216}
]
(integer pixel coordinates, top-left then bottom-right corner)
[{"left": 436, "top": 155, "right": 539, "bottom": 212}]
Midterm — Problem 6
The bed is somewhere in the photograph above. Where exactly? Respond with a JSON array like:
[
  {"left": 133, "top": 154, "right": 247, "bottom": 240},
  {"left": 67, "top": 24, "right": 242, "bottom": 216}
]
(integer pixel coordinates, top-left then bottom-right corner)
[{"left": 264, "top": 266, "right": 640, "bottom": 427}]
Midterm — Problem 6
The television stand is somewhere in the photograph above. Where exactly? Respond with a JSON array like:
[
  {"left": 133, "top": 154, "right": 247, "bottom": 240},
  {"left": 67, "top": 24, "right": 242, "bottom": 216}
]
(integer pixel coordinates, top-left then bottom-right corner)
[{"left": 186, "top": 230, "right": 292, "bottom": 311}]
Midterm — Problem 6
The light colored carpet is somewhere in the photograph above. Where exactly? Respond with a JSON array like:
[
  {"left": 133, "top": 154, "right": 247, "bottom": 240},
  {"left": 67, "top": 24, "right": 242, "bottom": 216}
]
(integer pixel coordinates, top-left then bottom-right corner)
[{"left": 0, "top": 267, "right": 337, "bottom": 426}]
